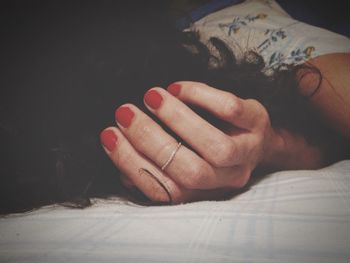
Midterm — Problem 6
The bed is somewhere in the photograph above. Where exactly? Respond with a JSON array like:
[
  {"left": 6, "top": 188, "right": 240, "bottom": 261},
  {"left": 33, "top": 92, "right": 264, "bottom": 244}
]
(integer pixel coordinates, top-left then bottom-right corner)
[
  {"left": 1, "top": 160, "right": 350, "bottom": 263},
  {"left": 2, "top": 1, "right": 350, "bottom": 262}
]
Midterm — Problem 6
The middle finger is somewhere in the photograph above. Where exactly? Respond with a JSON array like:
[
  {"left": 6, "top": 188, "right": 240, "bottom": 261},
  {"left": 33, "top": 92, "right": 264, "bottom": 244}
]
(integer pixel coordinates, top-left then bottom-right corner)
[{"left": 143, "top": 87, "right": 240, "bottom": 167}]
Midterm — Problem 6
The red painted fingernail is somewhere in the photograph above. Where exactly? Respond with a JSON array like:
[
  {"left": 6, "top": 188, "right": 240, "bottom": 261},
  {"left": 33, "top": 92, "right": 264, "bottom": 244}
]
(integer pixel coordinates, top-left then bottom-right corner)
[
  {"left": 167, "top": 83, "right": 181, "bottom": 96},
  {"left": 115, "top": 106, "right": 134, "bottom": 128},
  {"left": 144, "top": 89, "right": 163, "bottom": 109},
  {"left": 100, "top": 129, "right": 118, "bottom": 152}
]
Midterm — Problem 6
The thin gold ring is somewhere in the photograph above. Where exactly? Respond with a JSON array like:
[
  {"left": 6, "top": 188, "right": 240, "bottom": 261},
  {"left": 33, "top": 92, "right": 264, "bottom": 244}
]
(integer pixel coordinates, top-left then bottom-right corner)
[
  {"left": 138, "top": 168, "right": 172, "bottom": 205},
  {"left": 161, "top": 142, "right": 182, "bottom": 171}
]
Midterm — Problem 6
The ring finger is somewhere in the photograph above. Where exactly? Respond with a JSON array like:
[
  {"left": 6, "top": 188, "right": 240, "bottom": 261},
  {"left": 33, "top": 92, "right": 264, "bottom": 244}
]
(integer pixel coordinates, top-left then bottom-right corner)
[{"left": 100, "top": 127, "right": 186, "bottom": 204}]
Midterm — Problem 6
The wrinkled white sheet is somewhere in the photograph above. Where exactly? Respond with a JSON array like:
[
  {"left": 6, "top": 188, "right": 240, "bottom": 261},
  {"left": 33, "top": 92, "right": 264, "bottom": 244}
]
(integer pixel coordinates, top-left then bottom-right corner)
[{"left": 1, "top": 160, "right": 350, "bottom": 263}]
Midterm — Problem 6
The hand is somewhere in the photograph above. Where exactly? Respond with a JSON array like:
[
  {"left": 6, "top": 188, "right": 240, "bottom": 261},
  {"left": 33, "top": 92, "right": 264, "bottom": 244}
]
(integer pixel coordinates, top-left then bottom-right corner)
[{"left": 100, "top": 81, "right": 278, "bottom": 204}]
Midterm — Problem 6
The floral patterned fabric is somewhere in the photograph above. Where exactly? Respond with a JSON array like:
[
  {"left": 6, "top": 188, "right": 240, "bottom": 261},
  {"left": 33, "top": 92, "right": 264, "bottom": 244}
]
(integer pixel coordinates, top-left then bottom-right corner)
[{"left": 185, "top": 0, "right": 350, "bottom": 71}]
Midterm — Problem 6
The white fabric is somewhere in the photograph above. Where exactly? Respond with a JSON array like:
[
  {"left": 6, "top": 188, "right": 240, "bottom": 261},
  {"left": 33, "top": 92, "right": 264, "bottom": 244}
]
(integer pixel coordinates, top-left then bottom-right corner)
[
  {"left": 1, "top": 160, "right": 350, "bottom": 263},
  {"left": 187, "top": 0, "right": 350, "bottom": 70}
]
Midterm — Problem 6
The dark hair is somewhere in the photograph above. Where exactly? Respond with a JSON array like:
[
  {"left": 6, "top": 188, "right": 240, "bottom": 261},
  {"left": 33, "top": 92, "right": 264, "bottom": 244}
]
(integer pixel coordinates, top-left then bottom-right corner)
[
  {"left": 0, "top": 1, "right": 210, "bottom": 214},
  {"left": 179, "top": 32, "right": 349, "bottom": 164},
  {"left": 1, "top": 1, "right": 348, "bottom": 214}
]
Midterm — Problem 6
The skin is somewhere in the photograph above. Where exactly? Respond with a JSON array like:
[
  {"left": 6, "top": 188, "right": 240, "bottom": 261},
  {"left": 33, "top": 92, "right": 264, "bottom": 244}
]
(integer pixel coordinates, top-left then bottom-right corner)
[
  {"left": 298, "top": 53, "right": 350, "bottom": 139},
  {"left": 101, "top": 53, "right": 350, "bottom": 204}
]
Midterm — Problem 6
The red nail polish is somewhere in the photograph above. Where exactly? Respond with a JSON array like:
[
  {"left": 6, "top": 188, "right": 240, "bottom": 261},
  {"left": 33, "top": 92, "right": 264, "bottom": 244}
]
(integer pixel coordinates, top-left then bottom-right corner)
[
  {"left": 115, "top": 106, "right": 134, "bottom": 128},
  {"left": 100, "top": 129, "right": 118, "bottom": 152},
  {"left": 144, "top": 89, "right": 163, "bottom": 109},
  {"left": 167, "top": 83, "right": 181, "bottom": 96}
]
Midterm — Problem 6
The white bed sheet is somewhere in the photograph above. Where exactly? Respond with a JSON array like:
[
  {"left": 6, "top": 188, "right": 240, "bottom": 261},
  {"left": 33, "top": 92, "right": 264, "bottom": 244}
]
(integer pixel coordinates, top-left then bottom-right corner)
[{"left": 1, "top": 160, "right": 350, "bottom": 263}]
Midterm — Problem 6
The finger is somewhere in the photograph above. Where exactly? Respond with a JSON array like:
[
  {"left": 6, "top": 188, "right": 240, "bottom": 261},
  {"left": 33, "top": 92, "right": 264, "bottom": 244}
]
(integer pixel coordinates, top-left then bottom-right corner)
[
  {"left": 114, "top": 104, "right": 237, "bottom": 188},
  {"left": 120, "top": 174, "right": 135, "bottom": 189},
  {"left": 143, "top": 88, "right": 245, "bottom": 167},
  {"left": 100, "top": 128, "right": 240, "bottom": 202},
  {"left": 100, "top": 127, "right": 188, "bottom": 204},
  {"left": 167, "top": 81, "right": 265, "bottom": 130}
]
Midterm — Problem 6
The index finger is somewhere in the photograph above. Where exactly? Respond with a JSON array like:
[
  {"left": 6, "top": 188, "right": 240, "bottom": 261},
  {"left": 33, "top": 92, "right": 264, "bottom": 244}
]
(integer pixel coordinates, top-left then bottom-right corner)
[{"left": 167, "top": 81, "right": 262, "bottom": 130}]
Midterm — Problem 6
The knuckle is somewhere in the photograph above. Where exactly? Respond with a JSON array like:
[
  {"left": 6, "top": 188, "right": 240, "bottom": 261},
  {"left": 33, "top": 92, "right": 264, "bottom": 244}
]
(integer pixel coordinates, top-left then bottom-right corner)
[
  {"left": 116, "top": 147, "right": 133, "bottom": 167},
  {"left": 186, "top": 82, "right": 209, "bottom": 98},
  {"left": 208, "top": 139, "right": 236, "bottom": 167},
  {"left": 260, "top": 115, "right": 270, "bottom": 129},
  {"left": 186, "top": 82, "right": 200, "bottom": 98},
  {"left": 132, "top": 120, "right": 153, "bottom": 148},
  {"left": 171, "top": 106, "right": 186, "bottom": 122},
  {"left": 257, "top": 105, "right": 269, "bottom": 124},
  {"left": 247, "top": 99, "right": 270, "bottom": 125},
  {"left": 222, "top": 94, "right": 243, "bottom": 119},
  {"left": 182, "top": 162, "right": 208, "bottom": 189},
  {"left": 229, "top": 168, "right": 251, "bottom": 188},
  {"left": 254, "top": 131, "right": 265, "bottom": 145}
]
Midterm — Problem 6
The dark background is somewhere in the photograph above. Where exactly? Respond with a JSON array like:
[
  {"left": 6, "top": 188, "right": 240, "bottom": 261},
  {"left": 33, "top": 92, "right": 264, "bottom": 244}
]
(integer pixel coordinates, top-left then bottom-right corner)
[
  {"left": 277, "top": 0, "right": 349, "bottom": 37},
  {"left": 0, "top": 0, "right": 349, "bottom": 213}
]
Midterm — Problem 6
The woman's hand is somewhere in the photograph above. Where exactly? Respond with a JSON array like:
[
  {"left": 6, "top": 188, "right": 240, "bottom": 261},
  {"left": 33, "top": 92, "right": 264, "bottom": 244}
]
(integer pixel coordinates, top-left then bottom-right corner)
[{"left": 100, "top": 81, "right": 280, "bottom": 204}]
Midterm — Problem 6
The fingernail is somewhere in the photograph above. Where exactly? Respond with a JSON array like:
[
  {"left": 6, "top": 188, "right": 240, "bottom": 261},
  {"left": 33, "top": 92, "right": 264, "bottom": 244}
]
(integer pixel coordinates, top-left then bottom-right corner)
[
  {"left": 115, "top": 106, "right": 134, "bottom": 128},
  {"left": 167, "top": 83, "right": 181, "bottom": 96},
  {"left": 144, "top": 89, "right": 163, "bottom": 109},
  {"left": 100, "top": 129, "right": 118, "bottom": 152}
]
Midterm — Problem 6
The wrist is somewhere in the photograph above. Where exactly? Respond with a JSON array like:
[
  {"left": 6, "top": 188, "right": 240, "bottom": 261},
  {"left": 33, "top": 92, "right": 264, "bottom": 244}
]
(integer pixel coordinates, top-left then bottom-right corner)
[
  {"left": 259, "top": 128, "right": 285, "bottom": 169},
  {"left": 259, "top": 128, "right": 324, "bottom": 171}
]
